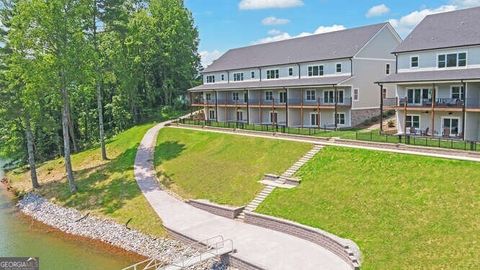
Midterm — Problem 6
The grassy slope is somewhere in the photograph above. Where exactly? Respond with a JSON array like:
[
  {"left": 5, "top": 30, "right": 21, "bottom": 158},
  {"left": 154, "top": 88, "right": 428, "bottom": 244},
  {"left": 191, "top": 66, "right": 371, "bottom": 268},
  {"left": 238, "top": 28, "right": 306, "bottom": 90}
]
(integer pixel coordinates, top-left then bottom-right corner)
[
  {"left": 8, "top": 124, "right": 165, "bottom": 237},
  {"left": 154, "top": 128, "right": 312, "bottom": 206},
  {"left": 257, "top": 147, "right": 480, "bottom": 269}
]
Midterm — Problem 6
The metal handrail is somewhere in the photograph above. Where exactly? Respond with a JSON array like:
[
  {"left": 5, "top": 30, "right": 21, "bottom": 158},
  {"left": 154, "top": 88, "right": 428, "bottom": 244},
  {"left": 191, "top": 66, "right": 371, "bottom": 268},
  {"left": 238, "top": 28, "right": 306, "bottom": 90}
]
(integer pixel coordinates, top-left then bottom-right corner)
[{"left": 168, "top": 239, "right": 234, "bottom": 268}]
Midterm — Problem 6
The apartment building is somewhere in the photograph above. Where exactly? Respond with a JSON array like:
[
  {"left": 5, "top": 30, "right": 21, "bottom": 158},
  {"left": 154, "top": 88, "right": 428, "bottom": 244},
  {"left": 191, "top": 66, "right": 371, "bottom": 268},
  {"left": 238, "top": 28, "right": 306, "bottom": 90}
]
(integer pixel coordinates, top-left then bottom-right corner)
[
  {"left": 189, "top": 23, "right": 401, "bottom": 129},
  {"left": 378, "top": 7, "right": 480, "bottom": 141}
]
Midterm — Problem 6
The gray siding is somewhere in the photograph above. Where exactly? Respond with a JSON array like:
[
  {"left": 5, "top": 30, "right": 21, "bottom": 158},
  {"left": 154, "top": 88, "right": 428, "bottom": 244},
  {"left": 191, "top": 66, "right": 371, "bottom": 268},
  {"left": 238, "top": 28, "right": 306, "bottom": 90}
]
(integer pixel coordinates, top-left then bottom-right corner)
[{"left": 355, "top": 24, "right": 400, "bottom": 59}]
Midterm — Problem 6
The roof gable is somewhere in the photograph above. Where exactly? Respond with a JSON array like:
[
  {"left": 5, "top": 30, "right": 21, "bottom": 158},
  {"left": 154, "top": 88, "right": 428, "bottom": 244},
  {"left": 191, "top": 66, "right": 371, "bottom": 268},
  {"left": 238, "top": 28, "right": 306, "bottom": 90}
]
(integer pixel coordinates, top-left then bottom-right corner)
[
  {"left": 393, "top": 7, "right": 480, "bottom": 53},
  {"left": 204, "top": 23, "right": 388, "bottom": 73}
]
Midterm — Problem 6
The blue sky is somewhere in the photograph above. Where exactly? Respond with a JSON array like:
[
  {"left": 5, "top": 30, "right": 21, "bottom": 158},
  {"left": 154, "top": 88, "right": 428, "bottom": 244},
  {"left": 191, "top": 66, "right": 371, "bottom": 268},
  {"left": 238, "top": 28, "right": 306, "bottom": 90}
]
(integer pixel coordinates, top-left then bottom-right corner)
[{"left": 184, "top": 0, "right": 480, "bottom": 67}]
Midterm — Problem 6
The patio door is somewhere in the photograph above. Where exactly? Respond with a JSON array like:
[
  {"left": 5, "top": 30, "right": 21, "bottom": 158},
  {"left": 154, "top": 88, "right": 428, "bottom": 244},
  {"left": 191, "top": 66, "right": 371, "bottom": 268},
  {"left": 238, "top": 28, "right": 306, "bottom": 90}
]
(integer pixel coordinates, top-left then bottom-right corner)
[
  {"left": 279, "top": 92, "right": 287, "bottom": 103},
  {"left": 442, "top": 118, "right": 459, "bottom": 136},
  {"left": 407, "top": 88, "right": 430, "bottom": 104},
  {"left": 236, "top": 111, "right": 243, "bottom": 121},
  {"left": 310, "top": 113, "right": 319, "bottom": 126},
  {"left": 270, "top": 112, "right": 278, "bottom": 124}
]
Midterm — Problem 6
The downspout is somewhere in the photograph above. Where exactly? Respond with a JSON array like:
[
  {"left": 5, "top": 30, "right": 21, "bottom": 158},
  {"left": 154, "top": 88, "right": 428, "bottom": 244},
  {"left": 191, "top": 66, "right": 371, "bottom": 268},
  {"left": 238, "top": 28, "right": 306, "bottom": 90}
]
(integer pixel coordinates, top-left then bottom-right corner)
[
  {"left": 297, "top": 63, "right": 301, "bottom": 79},
  {"left": 215, "top": 91, "right": 218, "bottom": 122},
  {"left": 395, "top": 53, "right": 398, "bottom": 74}
]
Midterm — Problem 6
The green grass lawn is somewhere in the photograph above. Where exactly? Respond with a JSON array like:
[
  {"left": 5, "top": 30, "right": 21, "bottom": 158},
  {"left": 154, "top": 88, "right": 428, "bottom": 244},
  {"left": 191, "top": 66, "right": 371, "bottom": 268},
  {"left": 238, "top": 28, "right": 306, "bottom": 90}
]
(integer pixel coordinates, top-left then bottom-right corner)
[
  {"left": 154, "top": 127, "right": 312, "bottom": 205},
  {"left": 257, "top": 147, "right": 480, "bottom": 269},
  {"left": 7, "top": 124, "right": 165, "bottom": 237}
]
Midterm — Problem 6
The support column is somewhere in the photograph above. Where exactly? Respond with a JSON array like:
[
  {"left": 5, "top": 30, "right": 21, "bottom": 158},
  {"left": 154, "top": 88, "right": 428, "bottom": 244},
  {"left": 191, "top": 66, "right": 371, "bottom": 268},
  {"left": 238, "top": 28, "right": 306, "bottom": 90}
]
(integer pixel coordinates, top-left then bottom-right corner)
[
  {"left": 301, "top": 89, "right": 304, "bottom": 128},
  {"left": 404, "top": 96, "right": 408, "bottom": 135},
  {"left": 334, "top": 86, "right": 338, "bottom": 130},
  {"left": 284, "top": 88, "right": 289, "bottom": 128},
  {"left": 379, "top": 84, "right": 384, "bottom": 133},
  {"left": 246, "top": 89, "right": 250, "bottom": 124},
  {"left": 317, "top": 97, "right": 320, "bottom": 129},
  {"left": 431, "top": 84, "right": 436, "bottom": 137},
  {"left": 189, "top": 92, "right": 193, "bottom": 118},
  {"left": 462, "top": 80, "right": 467, "bottom": 140},
  {"left": 215, "top": 91, "right": 218, "bottom": 122}
]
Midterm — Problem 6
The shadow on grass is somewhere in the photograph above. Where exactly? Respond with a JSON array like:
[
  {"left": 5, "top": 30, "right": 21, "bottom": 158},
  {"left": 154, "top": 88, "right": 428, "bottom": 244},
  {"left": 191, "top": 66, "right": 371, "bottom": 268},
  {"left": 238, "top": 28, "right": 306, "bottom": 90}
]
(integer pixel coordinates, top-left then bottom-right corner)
[
  {"left": 38, "top": 146, "right": 142, "bottom": 215},
  {"left": 154, "top": 141, "right": 186, "bottom": 189}
]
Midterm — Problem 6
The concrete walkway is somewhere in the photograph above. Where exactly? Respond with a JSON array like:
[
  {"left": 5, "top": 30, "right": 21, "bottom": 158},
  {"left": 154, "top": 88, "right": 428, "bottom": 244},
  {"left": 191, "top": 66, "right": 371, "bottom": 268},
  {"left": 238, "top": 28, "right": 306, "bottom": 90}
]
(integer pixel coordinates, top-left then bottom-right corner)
[
  {"left": 134, "top": 121, "right": 351, "bottom": 270},
  {"left": 172, "top": 125, "right": 480, "bottom": 162}
]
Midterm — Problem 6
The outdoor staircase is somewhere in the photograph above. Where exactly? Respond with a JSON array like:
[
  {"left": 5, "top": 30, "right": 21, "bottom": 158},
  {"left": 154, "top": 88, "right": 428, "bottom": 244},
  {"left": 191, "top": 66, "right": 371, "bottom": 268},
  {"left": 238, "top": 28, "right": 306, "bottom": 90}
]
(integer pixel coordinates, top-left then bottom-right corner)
[
  {"left": 236, "top": 144, "right": 324, "bottom": 221},
  {"left": 122, "top": 236, "right": 234, "bottom": 270}
]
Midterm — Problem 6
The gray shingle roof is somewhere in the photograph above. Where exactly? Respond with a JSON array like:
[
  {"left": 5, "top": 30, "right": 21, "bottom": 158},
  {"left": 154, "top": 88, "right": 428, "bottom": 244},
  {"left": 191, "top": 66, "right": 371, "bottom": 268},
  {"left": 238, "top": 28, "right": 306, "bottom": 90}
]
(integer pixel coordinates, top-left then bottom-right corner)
[
  {"left": 189, "top": 76, "right": 351, "bottom": 92},
  {"left": 204, "top": 23, "right": 388, "bottom": 73},
  {"left": 393, "top": 7, "right": 480, "bottom": 53},
  {"left": 377, "top": 68, "right": 480, "bottom": 83}
]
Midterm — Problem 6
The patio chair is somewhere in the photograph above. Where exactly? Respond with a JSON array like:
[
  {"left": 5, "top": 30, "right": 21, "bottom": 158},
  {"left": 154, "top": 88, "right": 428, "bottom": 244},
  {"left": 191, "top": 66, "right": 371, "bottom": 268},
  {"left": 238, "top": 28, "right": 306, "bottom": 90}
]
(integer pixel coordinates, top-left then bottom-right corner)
[
  {"left": 409, "top": 126, "right": 416, "bottom": 135},
  {"left": 443, "top": 128, "right": 450, "bottom": 138},
  {"left": 422, "top": 127, "right": 429, "bottom": 136}
]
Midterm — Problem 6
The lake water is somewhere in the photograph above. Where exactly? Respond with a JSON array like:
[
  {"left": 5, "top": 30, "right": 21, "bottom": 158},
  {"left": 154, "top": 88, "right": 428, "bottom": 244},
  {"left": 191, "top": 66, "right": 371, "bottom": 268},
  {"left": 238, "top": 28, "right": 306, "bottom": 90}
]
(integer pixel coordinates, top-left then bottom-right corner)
[{"left": 0, "top": 159, "right": 140, "bottom": 270}]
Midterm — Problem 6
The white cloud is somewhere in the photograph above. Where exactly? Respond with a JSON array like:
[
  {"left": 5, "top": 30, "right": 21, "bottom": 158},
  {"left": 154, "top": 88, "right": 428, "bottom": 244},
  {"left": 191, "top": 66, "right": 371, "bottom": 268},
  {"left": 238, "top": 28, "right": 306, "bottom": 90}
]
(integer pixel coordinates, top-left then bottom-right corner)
[
  {"left": 262, "top": 16, "right": 290, "bottom": 25},
  {"left": 199, "top": 50, "right": 223, "bottom": 67},
  {"left": 366, "top": 4, "right": 390, "bottom": 18},
  {"left": 239, "top": 0, "right": 303, "bottom": 10},
  {"left": 312, "top": 24, "right": 346, "bottom": 34},
  {"left": 268, "top": 29, "right": 282, "bottom": 35},
  {"left": 451, "top": 0, "right": 480, "bottom": 8},
  {"left": 254, "top": 24, "right": 346, "bottom": 44},
  {"left": 389, "top": 5, "right": 456, "bottom": 36},
  {"left": 389, "top": 0, "right": 480, "bottom": 37}
]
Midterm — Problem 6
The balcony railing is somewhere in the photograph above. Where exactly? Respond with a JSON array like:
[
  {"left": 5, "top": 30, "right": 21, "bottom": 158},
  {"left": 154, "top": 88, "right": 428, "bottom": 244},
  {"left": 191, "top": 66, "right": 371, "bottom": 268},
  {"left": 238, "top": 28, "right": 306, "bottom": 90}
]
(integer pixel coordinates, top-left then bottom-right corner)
[
  {"left": 289, "top": 97, "right": 352, "bottom": 106},
  {"left": 435, "top": 98, "right": 464, "bottom": 107},
  {"left": 387, "top": 97, "right": 480, "bottom": 109}
]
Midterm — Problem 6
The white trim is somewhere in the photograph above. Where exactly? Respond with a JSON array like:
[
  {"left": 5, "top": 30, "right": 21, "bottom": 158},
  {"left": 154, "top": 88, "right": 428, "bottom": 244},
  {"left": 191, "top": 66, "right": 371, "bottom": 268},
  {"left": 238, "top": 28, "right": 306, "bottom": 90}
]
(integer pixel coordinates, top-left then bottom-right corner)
[
  {"left": 353, "top": 88, "right": 359, "bottom": 102},
  {"left": 333, "top": 112, "right": 347, "bottom": 126},
  {"left": 440, "top": 116, "right": 462, "bottom": 137},
  {"left": 450, "top": 85, "right": 464, "bottom": 99},
  {"left": 354, "top": 57, "right": 396, "bottom": 61},
  {"left": 323, "top": 89, "right": 346, "bottom": 104},
  {"left": 354, "top": 23, "right": 394, "bottom": 58},
  {"left": 306, "top": 64, "right": 325, "bottom": 77},
  {"left": 398, "top": 64, "right": 480, "bottom": 73},
  {"left": 405, "top": 114, "right": 421, "bottom": 129},
  {"left": 208, "top": 109, "right": 216, "bottom": 120},
  {"left": 410, "top": 55, "right": 419, "bottom": 68},
  {"left": 335, "top": 63, "right": 342, "bottom": 73},
  {"left": 436, "top": 51, "right": 468, "bottom": 69},
  {"left": 308, "top": 112, "right": 320, "bottom": 126}
]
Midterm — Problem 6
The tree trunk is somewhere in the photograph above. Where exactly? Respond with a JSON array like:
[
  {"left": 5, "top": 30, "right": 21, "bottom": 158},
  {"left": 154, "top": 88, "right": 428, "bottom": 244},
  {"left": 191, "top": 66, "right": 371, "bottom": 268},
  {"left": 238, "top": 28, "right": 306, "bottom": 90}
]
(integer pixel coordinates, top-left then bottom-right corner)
[
  {"left": 66, "top": 100, "right": 78, "bottom": 153},
  {"left": 61, "top": 71, "right": 77, "bottom": 193},
  {"left": 24, "top": 113, "right": 40, "bottom": 189},
  {"left": 93, "top": 1, "right": 107, "bottom": 160}
]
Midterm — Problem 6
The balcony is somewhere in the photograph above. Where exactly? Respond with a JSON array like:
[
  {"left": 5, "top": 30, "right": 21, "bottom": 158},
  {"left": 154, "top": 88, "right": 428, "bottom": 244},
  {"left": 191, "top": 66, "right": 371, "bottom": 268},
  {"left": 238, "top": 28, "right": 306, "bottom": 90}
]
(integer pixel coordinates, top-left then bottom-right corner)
[
  {"left": 289, "top": 97, "right": 352, "bottom": 107},
  {"left": 383, "top": 97, "right": 480, "bottom": 111}
]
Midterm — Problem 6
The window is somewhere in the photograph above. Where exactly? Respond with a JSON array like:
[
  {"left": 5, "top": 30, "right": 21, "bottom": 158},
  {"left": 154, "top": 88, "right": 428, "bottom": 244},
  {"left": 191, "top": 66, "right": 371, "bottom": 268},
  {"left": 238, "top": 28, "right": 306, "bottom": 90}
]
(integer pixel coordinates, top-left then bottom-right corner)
[
  {"left": 206, "top": 93, "right": 211, "bottom": 101},
  {"left": 386, "top": 64, "right": 390, "bottom": 75},
  {"left": 308, "top": 65, "right": 324, "bottom": 77},
  {"left": 324, "top": 90, "right": 335, "bottom": 104},
  {"left": 306, "top": 90, "right": 316, "bottom": 101},
  {"left": 336, "top": 63, "right": 342, "bottom": 73},
  {"left": 233, "top": 73, "right": 244, "bottom": 81},
  {"left": 209, "top": 109, "right": 216, "bottom": 120},
  {"left": 407, "top": 88, "right": 430, "bottom": 104},
  {"left": 266, "top": 69, "right": 279, "bottom": 79},
  {"left": 236, "top": 111, "right": 243, "bottom": 121},
  {"left": 206, "top": 75, "right": 215, "bottom": 83},
  {"left": 382, "top": 88, "right": 387, "bottom": 99},
  {"left": 232, "top": 92, "right": 239, "bottom": 101},
  {"left": 335, "top": 113, "right": 346, "bottom": 125},
  {"left": 244, "top": 92, "right": 248, "bottom": 103},
  {"left": 442, "top": 117, "right": 460, "bottom": 136},
  {"left": 406, "top": 115, "right": 420, "bottom": 129},
  {"left": 265, "top": 91, "right": 273, "bottom": 101},
  {"left": 288, "top": 67, "right": 293, "bottom": 76},
  {"left": 410, "top": 56, "right": 419, "bottom": 68},
  {"left": 310, "top": 113, "right": 319, "bottom": 126},
  {"left": 221, "top": 74, "right": 225, "bottom": 81},
  {"left": 353, "top": 89, "right": 359, "bottom": 101},
  {"left": 251, "top": 71, "right": 255, "bottom": 79},
  {"left": 323, "top": 90, "right": 344, "bottom": 104},
  {"left": 280, "top": 92, "right": 287, "bottom": 103},
  {"left": 451, "top": 86, "right": 465, "bottom": 100},
  {"left": 438, "top": 52, "right": 467, "bottom": 68}
]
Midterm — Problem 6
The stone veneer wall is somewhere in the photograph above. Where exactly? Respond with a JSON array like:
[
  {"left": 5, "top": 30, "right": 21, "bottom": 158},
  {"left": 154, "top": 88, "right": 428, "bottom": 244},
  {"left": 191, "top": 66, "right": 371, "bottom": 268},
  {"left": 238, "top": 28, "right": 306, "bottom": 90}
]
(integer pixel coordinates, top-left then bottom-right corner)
[
  {"left": 351, "top": 108, "right": 381, "bottom": 127},
  {"left": 244, "top": 212, "right": 361, "bottom": 270},
  {"left": 186, "top": 199, "right": 245, "bottom": 219}
]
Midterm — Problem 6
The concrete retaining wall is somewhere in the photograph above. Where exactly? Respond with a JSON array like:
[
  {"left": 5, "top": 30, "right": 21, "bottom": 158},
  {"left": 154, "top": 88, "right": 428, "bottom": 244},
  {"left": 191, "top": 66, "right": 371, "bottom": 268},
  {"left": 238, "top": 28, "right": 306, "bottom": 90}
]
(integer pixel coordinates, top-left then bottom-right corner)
[
  {"left": 186, "top": 199, "right": 245, "bottom": 219},
  {"left": 244, "top": 211, "right": 361, "bottom": 270}
]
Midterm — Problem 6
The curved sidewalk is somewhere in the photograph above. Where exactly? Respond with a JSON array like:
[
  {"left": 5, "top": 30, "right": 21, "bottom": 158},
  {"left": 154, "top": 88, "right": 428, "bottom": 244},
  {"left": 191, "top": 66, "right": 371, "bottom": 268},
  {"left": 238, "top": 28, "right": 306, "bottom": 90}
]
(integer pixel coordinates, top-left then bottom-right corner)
[{"left": 134, "top": 121, "right": 351, "bottom": 270}]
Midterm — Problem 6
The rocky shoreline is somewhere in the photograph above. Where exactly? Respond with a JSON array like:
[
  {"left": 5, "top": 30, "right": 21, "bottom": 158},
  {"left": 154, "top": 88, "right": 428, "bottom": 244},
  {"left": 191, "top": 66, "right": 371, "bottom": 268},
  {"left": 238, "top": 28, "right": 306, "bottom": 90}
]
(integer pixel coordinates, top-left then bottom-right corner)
[{"left": 17, "top": 193, "right": 229, "bottom": 270}]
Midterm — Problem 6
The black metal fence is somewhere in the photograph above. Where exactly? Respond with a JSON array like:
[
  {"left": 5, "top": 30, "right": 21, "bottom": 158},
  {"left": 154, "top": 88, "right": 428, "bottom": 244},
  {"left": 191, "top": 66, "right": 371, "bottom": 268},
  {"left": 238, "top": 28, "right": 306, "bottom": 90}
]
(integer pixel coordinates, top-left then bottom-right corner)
[
  {"left": 356, "top": 131, "right": 479, "bottom": 151},
  {"left": 176, "top": 118, "right": 480, "bottom": 152}
]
